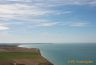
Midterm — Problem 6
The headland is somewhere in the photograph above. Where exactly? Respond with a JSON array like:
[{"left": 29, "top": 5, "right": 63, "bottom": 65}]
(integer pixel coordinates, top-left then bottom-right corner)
[{"left": 0, "top": 44, "right": 53, "bottom": 65}]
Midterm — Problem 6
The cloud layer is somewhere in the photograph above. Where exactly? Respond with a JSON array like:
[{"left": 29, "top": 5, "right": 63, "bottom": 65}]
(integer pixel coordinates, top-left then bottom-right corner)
[{"left": 0, "top": 0, "right": 94, "bottom": 31}]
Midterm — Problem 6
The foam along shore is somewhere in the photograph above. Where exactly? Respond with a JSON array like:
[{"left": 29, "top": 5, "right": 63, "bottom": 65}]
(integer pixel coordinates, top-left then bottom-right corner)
[{"left": 0, "top": 45, "right": 53, "bottom": 65}]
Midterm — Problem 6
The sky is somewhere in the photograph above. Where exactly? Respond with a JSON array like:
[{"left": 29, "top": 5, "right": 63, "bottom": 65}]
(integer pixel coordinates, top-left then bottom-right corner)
[{"left": 0, "top": 0, "right": 96, "bottom": 43}]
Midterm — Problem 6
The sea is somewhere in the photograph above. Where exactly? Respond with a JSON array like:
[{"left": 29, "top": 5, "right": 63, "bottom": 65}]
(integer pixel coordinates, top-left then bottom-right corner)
[{"left": 19, "top": 43, "right": 96, "bottom": 65}]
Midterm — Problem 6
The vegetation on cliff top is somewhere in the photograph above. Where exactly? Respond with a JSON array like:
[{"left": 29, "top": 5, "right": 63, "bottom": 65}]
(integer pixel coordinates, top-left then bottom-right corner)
[{"left": 0, "top": 52, "right": 39, "bottom": 60}]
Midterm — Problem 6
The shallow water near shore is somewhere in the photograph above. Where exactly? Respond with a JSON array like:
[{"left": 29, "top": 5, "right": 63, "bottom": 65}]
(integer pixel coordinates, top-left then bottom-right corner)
[{"left": 19, "top": 43, "right": 96, "bottom": 65}]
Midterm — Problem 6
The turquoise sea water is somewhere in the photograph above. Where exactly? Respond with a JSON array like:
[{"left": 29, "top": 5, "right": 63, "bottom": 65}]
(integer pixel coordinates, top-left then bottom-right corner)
[{"left": 19, "top": 43, "right": 96, "bottom": 65}]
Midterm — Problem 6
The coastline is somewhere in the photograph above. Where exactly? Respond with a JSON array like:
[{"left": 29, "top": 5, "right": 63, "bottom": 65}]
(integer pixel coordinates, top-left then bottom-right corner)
[{"left": 0, "top": 44, "right": 53, "bottom": 65}]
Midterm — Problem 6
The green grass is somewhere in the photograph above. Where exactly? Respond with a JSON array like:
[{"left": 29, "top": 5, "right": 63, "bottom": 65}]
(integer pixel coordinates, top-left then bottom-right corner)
[{"left": 0, "top": 52, "right": 39, "bottom": 60}]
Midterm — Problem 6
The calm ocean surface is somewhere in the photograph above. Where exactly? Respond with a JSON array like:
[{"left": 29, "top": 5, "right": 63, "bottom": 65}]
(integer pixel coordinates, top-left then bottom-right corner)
[{"left": 19, "top": 43, "right": 96, "bottom": 65}]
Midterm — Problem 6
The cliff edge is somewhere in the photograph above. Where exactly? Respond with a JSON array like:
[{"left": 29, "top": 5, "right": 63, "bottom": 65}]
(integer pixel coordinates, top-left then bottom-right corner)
[{"left": 0, "top": 45, "right": 53, "bottom": 65}]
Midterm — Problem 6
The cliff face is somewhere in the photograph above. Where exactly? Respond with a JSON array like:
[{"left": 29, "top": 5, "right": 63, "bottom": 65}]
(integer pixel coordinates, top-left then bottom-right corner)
[{"left": 0, "top": 47, "right": 53, "bottom": 65}]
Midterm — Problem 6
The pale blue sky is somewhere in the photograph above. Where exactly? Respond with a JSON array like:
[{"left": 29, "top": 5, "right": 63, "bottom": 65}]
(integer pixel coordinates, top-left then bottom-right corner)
[{"left": 0, "top": 0, "right": 96, "bottom": 43}]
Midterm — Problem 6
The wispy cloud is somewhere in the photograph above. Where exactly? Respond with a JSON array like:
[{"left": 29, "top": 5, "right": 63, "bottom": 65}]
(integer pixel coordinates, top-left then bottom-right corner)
[
  {"left": 5, "top": 0, "right": 96, "bottom": 6},
  {"left": 0, "top": 24, "right": 9, "bottom": 30},
  {"left": 0, "top": 1, "right": 72, "bottom": 30},
  {"left": 0, "top": 4, "right": 51, "bottom": 19},
  {"left": 69, "top": 22, "right": 89, "bottom": 27},
  {"left": 60, "top": 21, "right": 89, "bottom": 27},
  {"left": 51, "top": 0, "right": 96, "bottom": 5},
  {"left": 0, "top": 0, "right": 95, "bottom": 20},
  {"left": 0, "top": 0, "right": 93, "bottom": 30},
  {"left": 5, "top": 0, "right": 96, "bottom": 5},
  {"left": 36, "top": 22, "right": 59, "bottom": 27},
  {"left": 0, "top": 3, "right": 71, "bottom": 19}
]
